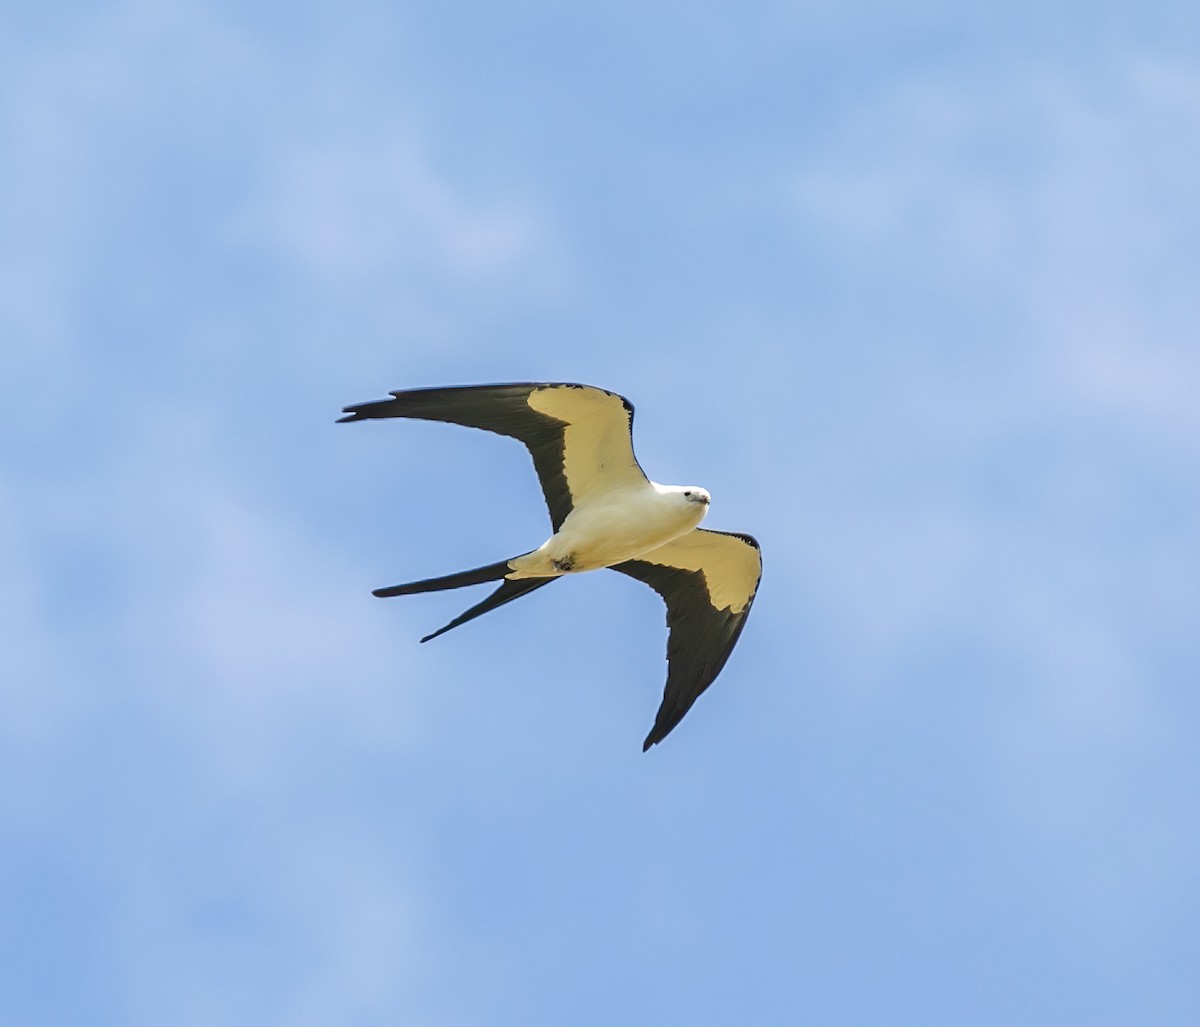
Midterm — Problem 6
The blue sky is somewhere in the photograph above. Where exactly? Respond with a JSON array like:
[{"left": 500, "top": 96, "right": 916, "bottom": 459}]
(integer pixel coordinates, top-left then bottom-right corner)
[{"left": 3, "top": 1, "right": 1199, "bottom": 1024}]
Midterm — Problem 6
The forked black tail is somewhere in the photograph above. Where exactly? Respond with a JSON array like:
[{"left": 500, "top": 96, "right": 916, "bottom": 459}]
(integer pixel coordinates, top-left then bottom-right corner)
[
  {"left": 372, "top": 557, "right": 557, "bottom": 643},
  {"left": 417, "top": 576, "right": 555, "bottom": 642},
  {"left": 372, "top": 559, "right": 515, "bottom": 598}
]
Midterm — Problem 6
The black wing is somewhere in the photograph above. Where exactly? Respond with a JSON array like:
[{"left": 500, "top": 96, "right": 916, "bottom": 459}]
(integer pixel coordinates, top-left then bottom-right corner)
[
  {"left": 338, "top": 382, "right": 645, "bottom": 530},
  {"left": 612, "top": 529, "right": 762, "bottom": 750}
]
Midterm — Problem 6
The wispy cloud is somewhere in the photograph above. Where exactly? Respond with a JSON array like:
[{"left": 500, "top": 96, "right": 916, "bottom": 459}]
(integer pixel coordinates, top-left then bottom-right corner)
[
  {"left": 0, "top": 399, "right": 446, "bottom": 1022},
  {"left": 0, "top": 0, "right": 564, "bottom": 385},
  {"left": 4, "top": 3, "right": 1198, "bottom": 1023},
  {"left": 777, "top": 59, "right": 1200, "bottom": 866}
]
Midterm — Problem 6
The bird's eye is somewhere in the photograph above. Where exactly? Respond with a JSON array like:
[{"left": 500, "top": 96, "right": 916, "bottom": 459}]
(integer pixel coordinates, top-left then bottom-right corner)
[{"left": 684, "top": 491, "right": 692, "bottom": 497}]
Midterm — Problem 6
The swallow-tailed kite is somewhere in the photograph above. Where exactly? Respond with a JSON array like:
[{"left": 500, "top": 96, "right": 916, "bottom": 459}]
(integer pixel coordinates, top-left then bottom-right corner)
[{"left": 339, "top": 382, "right": 761, "bottom": 750}]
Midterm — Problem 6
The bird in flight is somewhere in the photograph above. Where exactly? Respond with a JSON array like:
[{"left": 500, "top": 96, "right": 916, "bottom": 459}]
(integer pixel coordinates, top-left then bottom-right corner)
[{"left": 339, "top": 382, "right": 761, "bottom": 750}]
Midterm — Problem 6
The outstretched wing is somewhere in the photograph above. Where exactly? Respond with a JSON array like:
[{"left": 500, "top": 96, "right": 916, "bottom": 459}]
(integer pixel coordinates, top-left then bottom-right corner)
[
  {"left": 338, "top": 383, "right": 646, "bottom": 530},
  {"left": 612, "top": 529, "right": 762, "bottom": 750}
]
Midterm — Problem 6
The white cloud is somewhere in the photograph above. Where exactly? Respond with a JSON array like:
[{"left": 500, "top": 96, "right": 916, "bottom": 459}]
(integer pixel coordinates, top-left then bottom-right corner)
[
  {"left": 0, "top": 0, "right": 565, "bottom": 380},
  {"left": 0, "top": 0, "right": 256, "bottom": 355},
  {"left": 793, "top": 58, "right": 1200, "bottom": 427},
  {"left": 781, "top": 58, "right": 1200, "bottom": 810},
  {"left": 237, "top": 137, "right": 549, "bottom": 288},
  {"left": 0, "top": 397, "right": 442, "bottom": 1022},
  {"left": 0, "top": 17, "right": 562, "bottom": 1015}
]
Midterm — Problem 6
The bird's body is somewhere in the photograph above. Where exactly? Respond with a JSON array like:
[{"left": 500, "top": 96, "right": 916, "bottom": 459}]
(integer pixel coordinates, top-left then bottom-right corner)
[
  {"left": 511, "top": 482, "right": 710, "bottom": 577},
  {"left": 339, "top": 382, "right": 761, "bottom": 750}
]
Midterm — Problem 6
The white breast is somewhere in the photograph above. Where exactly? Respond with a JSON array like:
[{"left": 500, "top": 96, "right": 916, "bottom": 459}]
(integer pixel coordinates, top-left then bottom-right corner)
[{"left": 510, "top": 483, "right": 707, "bottom": 576}]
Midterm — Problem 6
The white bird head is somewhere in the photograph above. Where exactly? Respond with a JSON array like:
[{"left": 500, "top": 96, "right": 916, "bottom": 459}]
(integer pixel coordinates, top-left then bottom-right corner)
[{"left": 678, "top": 486, "right": 711, "bottom": 507}]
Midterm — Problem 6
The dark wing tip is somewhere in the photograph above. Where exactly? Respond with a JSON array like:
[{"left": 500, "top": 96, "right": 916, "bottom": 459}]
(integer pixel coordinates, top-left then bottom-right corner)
[
  {"left": 643, "top": 715, "right": 683, "bottom": 751},
  {"left": 642, "top": 712, "right": 681, "bottom": 751}
]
